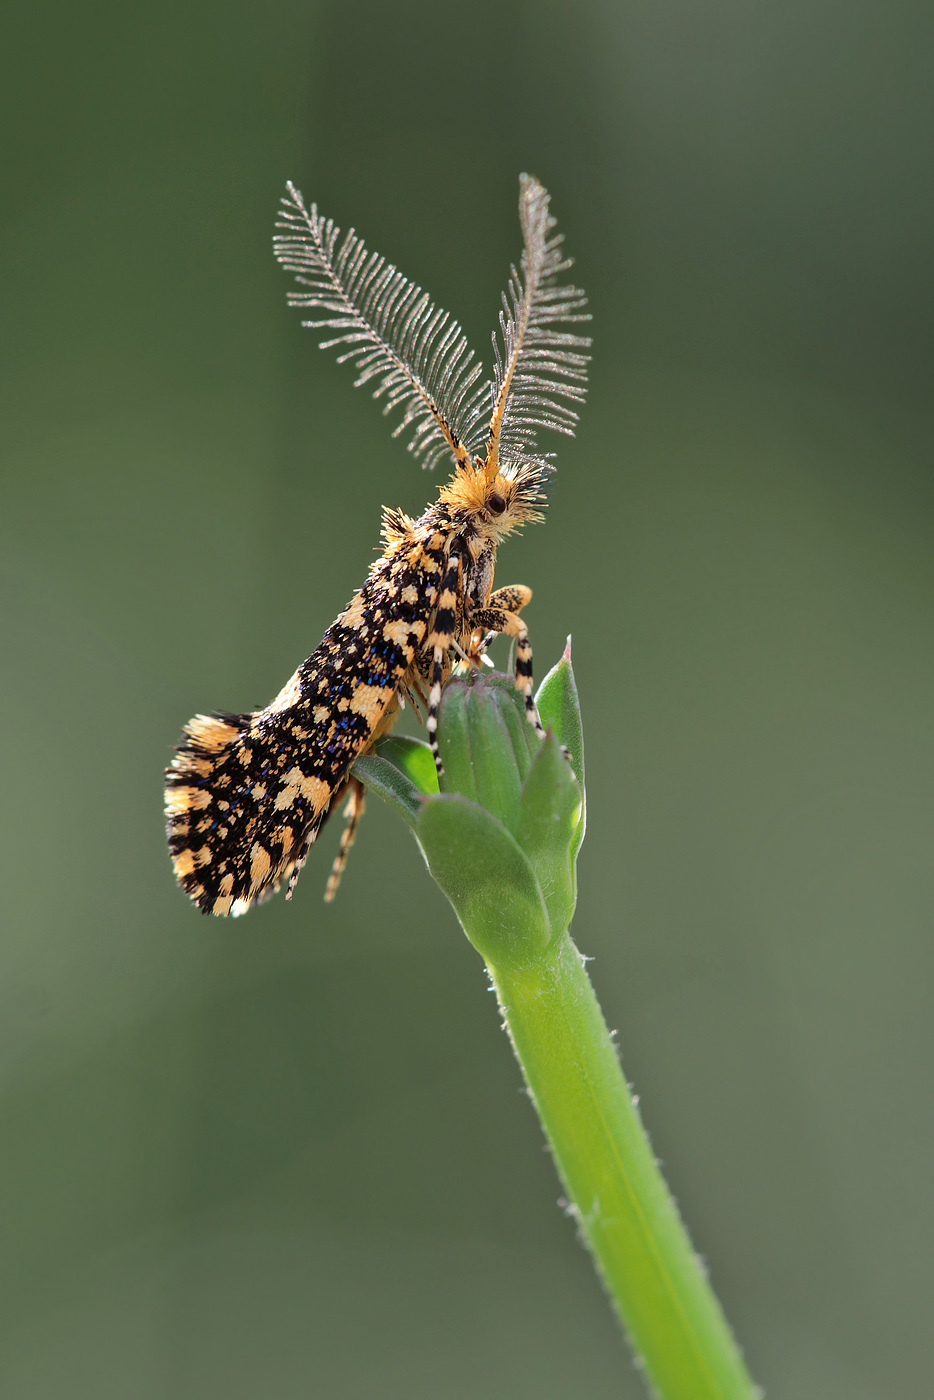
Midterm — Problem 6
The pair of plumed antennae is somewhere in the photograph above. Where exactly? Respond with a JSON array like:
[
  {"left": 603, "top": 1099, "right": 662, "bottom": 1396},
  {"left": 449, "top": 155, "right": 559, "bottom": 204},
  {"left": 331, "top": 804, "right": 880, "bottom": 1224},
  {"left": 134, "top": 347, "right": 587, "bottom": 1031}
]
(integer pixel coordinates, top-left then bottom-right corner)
[{"left": 273, "top": 174, "right": 591, "bottom": 476}]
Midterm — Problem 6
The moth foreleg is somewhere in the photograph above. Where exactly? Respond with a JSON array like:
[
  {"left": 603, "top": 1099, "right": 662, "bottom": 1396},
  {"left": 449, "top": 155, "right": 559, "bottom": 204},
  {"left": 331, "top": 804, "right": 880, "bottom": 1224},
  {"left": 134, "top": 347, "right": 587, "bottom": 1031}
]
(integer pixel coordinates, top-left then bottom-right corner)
[
  {"left": 468, "top": 600, "right": 545, "bottom": 740},
  {"left": 468, "top": 585, "right": 532, "bottom": 665},
  {"left": 487, "top": 584, "right": 532, "bottom": 615}
]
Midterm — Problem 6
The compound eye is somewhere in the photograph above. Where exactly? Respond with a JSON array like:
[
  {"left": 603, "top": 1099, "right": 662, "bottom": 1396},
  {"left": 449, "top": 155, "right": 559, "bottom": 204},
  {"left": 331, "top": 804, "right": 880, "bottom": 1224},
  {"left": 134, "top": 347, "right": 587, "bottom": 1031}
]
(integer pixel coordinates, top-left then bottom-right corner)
[{"left": 487, "top": 491, "right": 507, "bottom": 516}]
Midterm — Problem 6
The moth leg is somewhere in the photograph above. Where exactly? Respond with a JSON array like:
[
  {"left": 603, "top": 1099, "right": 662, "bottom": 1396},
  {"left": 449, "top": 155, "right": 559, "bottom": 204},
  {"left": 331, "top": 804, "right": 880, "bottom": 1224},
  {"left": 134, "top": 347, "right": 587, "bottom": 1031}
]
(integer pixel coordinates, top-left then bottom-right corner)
[
  {"left": 469, "top": 601, "right": 544, "bottom": 739},
  {"left": 426, "top": 554, "right": 461, "bottom": 778},
  {"left": 468, "top": 584, "right": 532, "bottom": 663},
  {"left": 400, "top": 674, "right": 428, "bottom": 723},
  {"left": 324, "top": 777, "right": 366, "bottom": 903},
  {"left": 489, "top": 584, "right": 533, "bottom": 615}
]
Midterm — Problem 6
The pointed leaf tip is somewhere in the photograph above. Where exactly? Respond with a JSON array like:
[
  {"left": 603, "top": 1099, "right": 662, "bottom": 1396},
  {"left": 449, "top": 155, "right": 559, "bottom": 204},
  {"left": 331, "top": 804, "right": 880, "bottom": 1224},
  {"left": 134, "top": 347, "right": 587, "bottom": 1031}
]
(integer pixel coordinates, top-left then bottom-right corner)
[{"left": 516, "top": 731, "right": 582, "bottom": 937}]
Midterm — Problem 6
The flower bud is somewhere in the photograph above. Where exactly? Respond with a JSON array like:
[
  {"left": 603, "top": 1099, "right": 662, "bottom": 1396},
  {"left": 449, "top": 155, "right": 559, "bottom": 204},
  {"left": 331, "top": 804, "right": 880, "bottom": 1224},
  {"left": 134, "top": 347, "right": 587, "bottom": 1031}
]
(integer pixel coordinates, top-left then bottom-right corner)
[{"left": 354, "top": 646, "right": 585, "bottom": 972}]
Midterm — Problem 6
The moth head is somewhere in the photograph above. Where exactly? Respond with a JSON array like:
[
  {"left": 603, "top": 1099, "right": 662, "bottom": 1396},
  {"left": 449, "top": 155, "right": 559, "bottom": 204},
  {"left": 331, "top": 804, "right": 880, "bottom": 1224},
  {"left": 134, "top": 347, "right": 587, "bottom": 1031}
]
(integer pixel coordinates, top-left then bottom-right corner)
[
  {"left": 441, "top": 457, "right": 552, "bottom": 540},
  {"left": 488, "top": 458, "right": 553, "bottom": 538}
]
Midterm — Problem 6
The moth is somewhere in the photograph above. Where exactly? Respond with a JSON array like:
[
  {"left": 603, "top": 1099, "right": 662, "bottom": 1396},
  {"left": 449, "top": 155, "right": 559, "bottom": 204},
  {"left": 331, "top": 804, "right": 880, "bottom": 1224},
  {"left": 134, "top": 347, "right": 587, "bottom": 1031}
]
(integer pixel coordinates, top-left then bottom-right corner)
[{"left": 165, "top": 174, "right": 590, "bottom": 916}]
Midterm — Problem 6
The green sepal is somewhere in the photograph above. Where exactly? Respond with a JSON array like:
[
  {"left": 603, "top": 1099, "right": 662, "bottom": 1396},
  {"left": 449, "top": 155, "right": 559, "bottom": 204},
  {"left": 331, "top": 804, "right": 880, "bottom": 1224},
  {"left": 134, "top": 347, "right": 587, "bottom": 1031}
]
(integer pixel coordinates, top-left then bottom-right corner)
[
  {"left": 371, "top": 735, "right": 439, "bottom": 795},
  {"left": 436, "top": 676, "right": 537, "bottom": 833},
  {"left": 535, "top": 638, "right": 586, "bottom": 857},
  {"left": 355, "top": 651, "right": 586, "bottom": 957},
  {"left": 515, "top": 729, "right": 582, "bottom": 938},
  {"left": 351, "top": 756, "right": 420, "bottom": 832},
  {"left": 415, "top": 794, "right": 552, "bottom": 970}
]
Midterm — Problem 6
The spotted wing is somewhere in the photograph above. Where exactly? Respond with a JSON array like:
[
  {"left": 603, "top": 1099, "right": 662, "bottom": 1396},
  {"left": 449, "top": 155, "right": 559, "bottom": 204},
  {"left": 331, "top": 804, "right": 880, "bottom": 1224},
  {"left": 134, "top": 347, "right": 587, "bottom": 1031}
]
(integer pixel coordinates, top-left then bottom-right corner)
[{"left": 165, "top": 551, "right": 437, "bottom": 915}]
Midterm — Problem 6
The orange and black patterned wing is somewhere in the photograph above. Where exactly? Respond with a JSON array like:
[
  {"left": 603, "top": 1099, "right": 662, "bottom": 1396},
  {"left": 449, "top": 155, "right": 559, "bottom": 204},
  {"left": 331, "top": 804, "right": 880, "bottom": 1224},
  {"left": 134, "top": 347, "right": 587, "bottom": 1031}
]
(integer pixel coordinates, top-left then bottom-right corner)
[{"left": 165, "top": 542, "right": 441, "bottom": 915}]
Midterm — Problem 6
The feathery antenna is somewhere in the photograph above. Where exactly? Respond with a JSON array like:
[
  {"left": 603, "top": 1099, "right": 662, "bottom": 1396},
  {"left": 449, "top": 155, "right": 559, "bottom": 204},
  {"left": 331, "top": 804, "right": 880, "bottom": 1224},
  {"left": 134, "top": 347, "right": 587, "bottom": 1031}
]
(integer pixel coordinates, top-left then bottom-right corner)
[
  {"left": 274, "top": 184, "right": 490, "bottom": 471},
  {"left": 485, "top": 175, "right": 591, "bottom": 477},
  {"left": 274, "top": 177, "right": 589, "bottom": 479}
]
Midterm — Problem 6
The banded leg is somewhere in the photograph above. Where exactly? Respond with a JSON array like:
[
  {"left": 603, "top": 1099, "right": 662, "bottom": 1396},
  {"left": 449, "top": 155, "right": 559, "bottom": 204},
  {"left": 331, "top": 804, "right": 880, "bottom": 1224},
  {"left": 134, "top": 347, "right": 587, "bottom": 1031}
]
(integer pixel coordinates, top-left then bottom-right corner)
[
  {"left": 468, "top": 584, "right": 532, "bottom": 665},
  {"left": 324, "top": 777, "right": 366, "bottom": 903},
  {"left": 426, "top": 554, "right": 462, "bottom": 778},
  {"left": 469, "top": 599, "right": 545, "bottom": 740}
]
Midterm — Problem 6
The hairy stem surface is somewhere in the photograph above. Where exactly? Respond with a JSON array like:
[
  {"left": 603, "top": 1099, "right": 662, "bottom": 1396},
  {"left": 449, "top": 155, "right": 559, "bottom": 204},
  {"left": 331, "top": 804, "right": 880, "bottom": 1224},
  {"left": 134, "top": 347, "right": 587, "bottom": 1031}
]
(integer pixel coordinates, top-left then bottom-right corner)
[{"left": 490, "top": 931, "right": 757, "bottom": 1400}]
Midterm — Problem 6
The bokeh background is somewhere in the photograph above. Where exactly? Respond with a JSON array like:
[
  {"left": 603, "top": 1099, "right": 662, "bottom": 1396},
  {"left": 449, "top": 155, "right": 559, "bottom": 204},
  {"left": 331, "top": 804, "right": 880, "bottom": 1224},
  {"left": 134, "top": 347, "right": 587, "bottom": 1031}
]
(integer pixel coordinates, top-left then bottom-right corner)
[{"left": 2, "top": 1, "right": 933, "bottom": 1395}]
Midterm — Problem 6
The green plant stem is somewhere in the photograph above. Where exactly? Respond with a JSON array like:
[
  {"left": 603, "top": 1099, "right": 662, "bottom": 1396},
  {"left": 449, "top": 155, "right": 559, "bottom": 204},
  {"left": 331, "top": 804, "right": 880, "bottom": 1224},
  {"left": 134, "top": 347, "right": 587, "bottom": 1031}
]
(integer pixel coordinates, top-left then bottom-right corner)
[{"left": 489, "top": 930, "right": 757, "bottom": 1400}]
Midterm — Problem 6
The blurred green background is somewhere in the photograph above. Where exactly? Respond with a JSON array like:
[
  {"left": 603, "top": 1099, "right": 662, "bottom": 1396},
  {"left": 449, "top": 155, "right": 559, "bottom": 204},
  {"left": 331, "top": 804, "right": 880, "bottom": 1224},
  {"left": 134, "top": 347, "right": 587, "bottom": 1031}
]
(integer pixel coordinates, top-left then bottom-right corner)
[{"left": 2, "top": 1, "right": 932, "bottom": 1395}]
